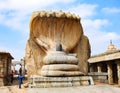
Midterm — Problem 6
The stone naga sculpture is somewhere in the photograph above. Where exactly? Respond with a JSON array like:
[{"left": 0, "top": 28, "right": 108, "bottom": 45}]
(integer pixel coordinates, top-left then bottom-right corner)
[{"left": 25, "top": 10, "right": 91, "bottom": 79}]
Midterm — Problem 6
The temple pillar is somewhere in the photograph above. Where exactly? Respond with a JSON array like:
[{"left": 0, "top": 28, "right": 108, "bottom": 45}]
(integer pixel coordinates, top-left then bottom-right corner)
[
  {"left": 89, "top": 64, "right": 94, "bottom": 72},
  {"left": 21, "top": 58, "right": 25, "bottom": 76},
  {"left": 97, "top": 63, "right": 102, "bottom": 73},
  {"left": 116, "top": 61, "right": 120, "bottom": 87},
  {"left": 107, "top": 63, "right": 113, "bottom": 84}
]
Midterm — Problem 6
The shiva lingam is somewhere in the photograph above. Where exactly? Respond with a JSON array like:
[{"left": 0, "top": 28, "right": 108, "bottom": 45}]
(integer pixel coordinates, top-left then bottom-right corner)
[{"left": 41, "top": 44, "right": 84, "bottom": 77}]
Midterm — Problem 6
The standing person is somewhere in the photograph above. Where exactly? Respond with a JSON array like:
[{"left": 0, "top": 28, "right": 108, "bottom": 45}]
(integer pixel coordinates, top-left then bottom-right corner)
[
  {"left": 18, "top": 74, "right": 24, "bottom": 89},
  {"left": 19, "top": 67, "right": 22, "bottom": 75}
]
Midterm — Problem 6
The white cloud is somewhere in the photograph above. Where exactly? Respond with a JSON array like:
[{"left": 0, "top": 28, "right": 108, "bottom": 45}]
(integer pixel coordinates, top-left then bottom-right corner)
[
  {"left": 0, "top": 2, "right": 97, "bottom": 34},
  {"left": 0, "top": 0, "right": 77, "bottom": 60},
  {"left": 0, "top": 1, "right": 120, "bottom": 59},
  {"left": 0, "top": 43, "right": 26, "bottom": 61},
  {"left": 102, "top": 7, "right": 120, "bottom": 14},
  {"left": 81, "top": 19, "right": 120, "bottom": 55},
  {"left": 0, "top": 0, "right": 75, "bottom": 11},
  {"left": 67, "top": 4, "right": 120, "bottom": 55},
  {"left": 0, "top": 0, "right": 76, "bottom": 33},
  {"left": 67, "top": 4, "right": 98, "bottom": 18},
  {"left": 82, "top": 19, "right": 110, "bottom": 32},
  {"left": 90, "top": 31, "right": 120, "bottom": 55}
]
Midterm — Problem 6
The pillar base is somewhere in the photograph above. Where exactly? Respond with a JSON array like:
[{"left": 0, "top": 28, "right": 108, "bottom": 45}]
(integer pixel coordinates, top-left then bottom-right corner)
[{"left": 29, "top": 75, "right": 93, "bottom": 88}]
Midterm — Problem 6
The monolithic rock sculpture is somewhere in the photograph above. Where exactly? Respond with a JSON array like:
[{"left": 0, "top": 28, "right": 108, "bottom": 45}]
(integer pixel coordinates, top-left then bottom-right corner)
[{"left": 25, "top": 10, "right": 91, "bottom": 79}]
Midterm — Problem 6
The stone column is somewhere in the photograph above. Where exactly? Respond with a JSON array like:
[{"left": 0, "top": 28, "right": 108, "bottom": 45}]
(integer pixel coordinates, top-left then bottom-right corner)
[
  {"left": 20, "top": 64, "right": 24, "bottom": 76},
  {"left": 21, "top": 59, "right": 25, "bottom": 76},
  {"left": 97, "top": 63, "right": 102, "bottom": 73},
  {"left": 116, "top": 61, "right": 120, "bottom": 87},
  {"left": 107, "top": 63, "right": 113, "bottom": 84},
  {"left": 89, "top": 64, "right": 94, "bottom": 72}
]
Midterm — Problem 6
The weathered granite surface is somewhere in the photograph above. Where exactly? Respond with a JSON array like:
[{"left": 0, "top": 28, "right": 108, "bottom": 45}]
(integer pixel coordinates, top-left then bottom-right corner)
[
  {"left": 40, "top": 51, "right": 84, "bottom": 77},
  {"left": 25, "top": 10, "right": 90, "bottom": 80},
  {"left": 29, "top": 75, "right": 91, "bottom": 88}
]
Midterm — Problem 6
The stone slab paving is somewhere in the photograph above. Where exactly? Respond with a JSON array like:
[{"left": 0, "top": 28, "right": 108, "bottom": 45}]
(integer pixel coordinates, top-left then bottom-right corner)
[
  {"left": 28, "top": 85, "right": 120, "bottom": 93},
  {"left": 0, "top": 85, "right": 27, "bottom": 93},
  {"left": 0, "top": 86, "right": 11, "bottom": 93},
  {"left": 0, "top": 85, "right": 120, "bottom": 93}
]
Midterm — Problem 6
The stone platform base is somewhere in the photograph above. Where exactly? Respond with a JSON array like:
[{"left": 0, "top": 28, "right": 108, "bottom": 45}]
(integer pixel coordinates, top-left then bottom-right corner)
[
  {"left": 28, "top": 85, "right": 120, "bottom": 93},
  {"left": 29, "top": 76, "right": 93, "bottom": 88},
  {"left": 88, "top": 72, "right": 108, "bottom": 83}
]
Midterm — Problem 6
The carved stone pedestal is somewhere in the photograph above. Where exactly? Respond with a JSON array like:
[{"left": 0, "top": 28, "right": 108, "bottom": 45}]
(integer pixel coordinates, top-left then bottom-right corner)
[
  {"left": 29, "top": 75, "right": 92, "bottom": 88},
  {"left": 40, "top": 51, "right": 84, "bottom": 77}
]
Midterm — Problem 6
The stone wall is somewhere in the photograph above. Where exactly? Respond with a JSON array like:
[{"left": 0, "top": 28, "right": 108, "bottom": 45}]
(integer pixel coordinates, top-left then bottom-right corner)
[{"left": 0, "top": 52, "right": 13, "bottom": 86}]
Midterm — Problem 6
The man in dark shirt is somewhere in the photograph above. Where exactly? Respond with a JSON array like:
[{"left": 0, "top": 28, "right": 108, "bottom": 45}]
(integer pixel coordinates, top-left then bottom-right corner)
[{"left": 18, "top": 74, "right": 24, "bottom": 89}]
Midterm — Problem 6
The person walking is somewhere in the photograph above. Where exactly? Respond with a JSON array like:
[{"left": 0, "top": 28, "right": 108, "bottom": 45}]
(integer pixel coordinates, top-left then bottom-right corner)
[
  {"left": 19, "top": 67, "right": 22, "bottom": 75},
  {"left": 18, "top": 74, "right": 24, "bottom": 89}
]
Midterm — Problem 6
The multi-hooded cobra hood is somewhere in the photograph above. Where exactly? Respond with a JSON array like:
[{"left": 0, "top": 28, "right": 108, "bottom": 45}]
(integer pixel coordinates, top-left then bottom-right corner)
[{"left": 25, "top": 10, "right": 91, "bottom": 79}]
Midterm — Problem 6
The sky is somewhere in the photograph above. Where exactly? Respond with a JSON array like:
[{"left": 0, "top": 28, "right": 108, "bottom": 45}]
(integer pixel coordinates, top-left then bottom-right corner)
[{"left": 0, "top": 0, "right": 120, "bottom": 61}]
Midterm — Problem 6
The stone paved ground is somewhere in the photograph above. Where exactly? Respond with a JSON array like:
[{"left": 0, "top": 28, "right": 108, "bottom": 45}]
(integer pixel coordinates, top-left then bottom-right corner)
[
  {"left": 1, "top": 76, "right": 119, "bottom": 93},
  {"left": 0, "top": 86, "right": 10, "bottom": 93},
  {"left": 0, "top": 84, "right": 120, "bottom": 93},
  {"left": 0, "top": 85, "right": 27, "bottom": 93},
  {"left": 28, "top": 85, "right": 120, "bottom": 93}
]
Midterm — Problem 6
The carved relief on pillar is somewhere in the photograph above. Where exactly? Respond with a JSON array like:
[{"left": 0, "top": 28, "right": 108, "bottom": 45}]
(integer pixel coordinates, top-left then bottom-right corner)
[
  {"left": 89, "top": 64, "right": 94, "bottom": 72},
  {"left": 107, "top": 63, "right": 113, "bottom": 84},
  {"left": 116, "top": 61, "right": 120, "bottom": 87},
  {"left": 89, "top": 68, "right": 93, "bottom": 72},
  {"left": 97, "top": 63, "right": 102, "bottom": 73}
]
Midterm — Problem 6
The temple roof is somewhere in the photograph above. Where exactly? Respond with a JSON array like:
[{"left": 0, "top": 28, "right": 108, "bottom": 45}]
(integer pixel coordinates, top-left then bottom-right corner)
[
  {"left": 106, "top": 40, "right": 117, "bottom": 52},
  {"left": 90, "top": 49, "right": 120, "bottom": 58},
  {"left": 0, "top": 50, "right": 14, "bottom": 59},
  {"left": 88, "top": 42, "right": 120, "bottom": 63}
]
